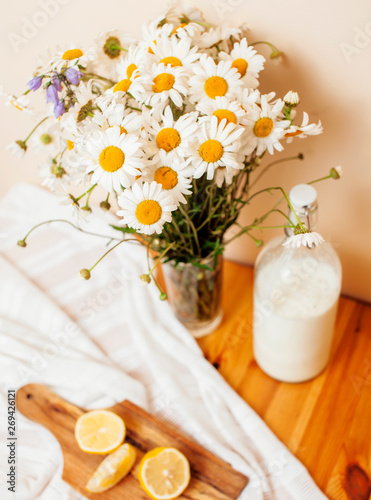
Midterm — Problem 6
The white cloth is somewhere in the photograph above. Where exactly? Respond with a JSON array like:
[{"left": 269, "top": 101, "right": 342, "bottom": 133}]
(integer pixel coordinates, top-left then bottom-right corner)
[{"left": 0, "top": 184, "right": 327, "bottom": 500}]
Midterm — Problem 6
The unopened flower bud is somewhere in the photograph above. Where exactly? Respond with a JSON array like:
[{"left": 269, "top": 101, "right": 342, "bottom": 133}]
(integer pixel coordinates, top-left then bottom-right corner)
[
  {"left": 284, "top": 91, "right": 300, "bottom": 107},
  {"left": 17, "top": 240, "right": 27, "bottom": 247},
  {"left": 298, "top": 153, "right": 304, "bottom": 160},
  {"left": 159, "top": 292, "right": 167, "bottom": 301},
  {"left": 330, "top": 166, "right": 342, "bottom": 179},
  {"left": 100, "top": 201, "right": 111, "bottom": 211},
  {"left": 140, "top": 273, "right": 151, "bottom": 285},
  {"left": 81, "top": 206, "right": 92, "bottom": 214},
  {"left": 80, "top": 268, "right": 91, "bottom": 280}
]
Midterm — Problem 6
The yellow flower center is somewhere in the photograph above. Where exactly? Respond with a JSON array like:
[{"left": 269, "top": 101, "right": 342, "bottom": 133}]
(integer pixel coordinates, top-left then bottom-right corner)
[
  {"left": 156, "top": 128, "right": 181, "bottom": 152},
  {"left": 232, "top": 58, "right": 248, "bottom": 77},
  {"left": 254, "top": 117, "right": 274, "bottom": 138},
  {"left": 171, "top": 23, "right": 187, "bottom": 36},
  {"left": 135, "top": 200, "right": 162, "bottom": 225},
  {"left": 99, "top": 146, "right": 125, "bottom": 172},
  {"left": 113, "top": 79, "right": 131, "bottom": 93},
  {"left": 213, "top": 109, "right": 237, "bottom": 126},
  {"left": 204, "top": 76, "right": 228, "bottom": 99},
  {"left": 62, "top": 49, "right": 83, "bottom": 60},
  {"left": 67, "top": 140, "right": 74, "bottom": 150},
  {"left": 154, "top": 166, "right": 178, "bottom": 190},
  {"left": 119, "top": 126, "right": 127, "bottom": 135},
  {"left": 199, "top": 139, "right": 224, "bottom": 163},
  {"left": 152, "top": 73, "right": 175, "bottom": 93},
  {"left": 127, "top": 63, "right": 138, "bottom": 79},
  {"left": 160, "top": 56, "right": 182, "bottom": 67}
]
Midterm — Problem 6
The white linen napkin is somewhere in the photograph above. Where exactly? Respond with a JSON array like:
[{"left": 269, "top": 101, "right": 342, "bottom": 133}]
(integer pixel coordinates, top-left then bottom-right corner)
[{"left": 0, "top": 183, "right": 327, "bottom": 500}]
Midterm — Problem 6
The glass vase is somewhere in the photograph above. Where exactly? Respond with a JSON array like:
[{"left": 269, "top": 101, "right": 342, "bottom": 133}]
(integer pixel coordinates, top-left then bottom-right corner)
[{"left": 162, "top": 254, "right": 223, "bottom": 338}]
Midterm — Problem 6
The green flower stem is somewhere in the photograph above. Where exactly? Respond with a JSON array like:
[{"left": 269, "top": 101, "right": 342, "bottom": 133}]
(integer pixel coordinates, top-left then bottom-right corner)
[
  {"left": 87, "top": 238, "right": 139, "bottom": 273},
  {"left": 148, "top": 242, "right": 176, "bottom": 275},
  {"left": 196, "top": 21, "right": 212, "bottom": 28},
  {"left": 308, "top": 174, "right": 332, "bottom": 184},
  {"left": 171, "top": 216, "right": 187, "bottom": 247},
  {"left": 250, "top": 40, "right": 282, "bottom": 58},
  {"left": 18, "top": 219, "right": 123, "bottom": 246},
  {"left": 23, "top": 116, "right": 49, "bottom": 144},
  {"left": 178, "top": 204, "right": 201, "bottom": 254},
  {"left": 249, "top": 154, "right": 303, "bottom": 190},
  {"left": 75, "top": 184, "right": 97, "bottom": 202},
  {"left": 82, "top": 72, "right": 116, "bottom": 86}
]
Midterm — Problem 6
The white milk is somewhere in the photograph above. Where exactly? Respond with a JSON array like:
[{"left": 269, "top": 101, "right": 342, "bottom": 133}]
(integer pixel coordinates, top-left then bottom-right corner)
[{"left": 253, "top": 258, "right": 340, "bottom": 383}]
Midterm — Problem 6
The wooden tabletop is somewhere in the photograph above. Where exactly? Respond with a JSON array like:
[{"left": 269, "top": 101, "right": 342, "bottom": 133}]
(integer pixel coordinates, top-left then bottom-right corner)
[{"left": 196, "top": 260, "right": 371, "bottom": 500}]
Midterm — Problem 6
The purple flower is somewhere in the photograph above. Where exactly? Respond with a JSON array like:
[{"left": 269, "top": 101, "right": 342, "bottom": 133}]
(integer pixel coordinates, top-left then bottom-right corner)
[
  {"left": 64, "top": 68, "right": 83, "bottom": 85},
  {"left": 52, "top": 74, "right": 62, "bottom": 92},
  {"left": 46, "top": 84, "right": 59, "bottom": 105},
  {"left": 53, "top": 100, "right": 65, "bottom": 118},
  {"left": 27, "top": 76, "right": 42, "bottom": 91}
]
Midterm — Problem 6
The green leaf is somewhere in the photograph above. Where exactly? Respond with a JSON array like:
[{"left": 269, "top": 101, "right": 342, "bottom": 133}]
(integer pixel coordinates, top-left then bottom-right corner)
[{"left": 110, "top": 224, "right": 136, "bottom": 234}]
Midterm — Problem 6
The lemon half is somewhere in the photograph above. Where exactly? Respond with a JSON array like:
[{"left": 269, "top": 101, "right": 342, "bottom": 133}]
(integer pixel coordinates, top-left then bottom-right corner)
[
  {"left": 75, "top": 410, "right": 126, "bottom": 454},
  {"left": 138, "top": 447, "right": 191, "bottom": 500}
]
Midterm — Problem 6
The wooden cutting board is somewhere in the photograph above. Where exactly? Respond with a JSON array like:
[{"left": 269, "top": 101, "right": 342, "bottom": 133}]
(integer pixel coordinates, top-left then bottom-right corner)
[{"left": 16, "top": 384, "right": 248, "bottom": 499}]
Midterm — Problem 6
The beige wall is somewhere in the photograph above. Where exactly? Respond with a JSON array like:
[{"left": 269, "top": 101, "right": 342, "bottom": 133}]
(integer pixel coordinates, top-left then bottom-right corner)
[{"left": 0, "top": 0, "right": 370, "bottom": 302}]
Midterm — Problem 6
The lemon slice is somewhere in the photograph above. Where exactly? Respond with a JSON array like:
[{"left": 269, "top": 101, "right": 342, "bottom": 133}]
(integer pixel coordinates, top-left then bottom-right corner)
[
  {"left": 75, "top": 410, "right": 126, "bottom": 454},
  {"left": 86, "top": 443, "right": 137, "bottom": 492},
  {"left": 138, "top": 447, "right": 191, "bottom": 500}
]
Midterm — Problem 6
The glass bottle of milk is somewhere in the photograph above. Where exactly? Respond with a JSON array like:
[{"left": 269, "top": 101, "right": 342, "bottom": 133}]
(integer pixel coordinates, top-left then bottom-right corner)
[{"left": 253, "top": 184, "right": 342, "bottom": 383}]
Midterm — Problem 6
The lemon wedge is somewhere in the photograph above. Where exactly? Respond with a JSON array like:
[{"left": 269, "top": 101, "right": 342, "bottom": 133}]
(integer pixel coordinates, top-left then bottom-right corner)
[
  {"left": 86, "top": 443, "right": 137, "bottom": 492},
  {"left": 138, "top": 447, "right": 191, "bottom": 500},
  {"left": 75, "top": 410, "right": 126, "bottom": 454}
]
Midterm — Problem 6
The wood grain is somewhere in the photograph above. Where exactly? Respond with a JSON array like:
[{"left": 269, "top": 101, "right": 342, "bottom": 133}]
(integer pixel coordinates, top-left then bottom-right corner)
[
  {"left": 196, "top": 260, "right": 371, "bottom": 500},
  {"left": 16, "top": 384, "right": 248, "bottom": 500}
]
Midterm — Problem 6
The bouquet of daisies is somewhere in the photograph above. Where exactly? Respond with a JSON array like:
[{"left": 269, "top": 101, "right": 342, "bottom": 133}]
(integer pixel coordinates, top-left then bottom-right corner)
[{"left": 4, "top": 1, "right": 336, "bottom": 295}]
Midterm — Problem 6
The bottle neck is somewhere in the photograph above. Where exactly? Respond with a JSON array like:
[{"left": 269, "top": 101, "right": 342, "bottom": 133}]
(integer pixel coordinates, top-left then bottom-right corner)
[{"left": 285, "top": 202, "right": 318, "bottom": 237}]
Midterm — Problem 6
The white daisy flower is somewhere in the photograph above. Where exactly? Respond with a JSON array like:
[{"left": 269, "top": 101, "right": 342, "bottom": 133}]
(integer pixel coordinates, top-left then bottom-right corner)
[
  {"left": 94, "top": 102, "right": 143, "bottom": 136},
  {"left": 150, "top": 36, "right": 200, "bottom": 70},
  {"left": 188, "top": 55, "right": 242, "bottom": 105},
  {"left": 30, "top": 120, "right": 61, "bottom": 153},
  {"left": 116, "top": 45, "right": 148, "bottom": 81},
  {"left": 188, "top": 116, "right": 244, "bottom": 180},
  {"left": 142, "top": 154, "right": 194, "bottom": 204},
  {"left": 242, "top": 96, "right": 290, "bottom": 155},
  {"left": 82, "top": 125, "right": 147, "bottom": 192},
  {"left": 235, "top": 87, "right": 260, "bottom": 114},
  {"left": 117, "top": 181, "right": 177, "bottom": 235},
  {"left": 66, "top": 80, "right": 98, "bottom": 125},
  {"left": 283, "top": 231, "right": 325, "bottom": 249},
  {"left": 6, "top": 141, "right": 27, "bottom": 158},
  {"left": 285, "top": 112, "right": 323, "bottom": 143},
  {"left": 219, "top": 38, "right": 265, "bottom": 89},
  {"left": 142, "top": 18, "right": 173, "bottom": 46},
  {"left": 39, "top": 158, "right": 71, "bottom": 192},
  {"left": 144, "top": 105, "right": 198, "bottom": 162},
  {"left": 95, "top": 29, "right": 136, "bottom": 68},
  {"left": 136, "top": 62, "right": 188, "bottom": 108},
  {"left": 51, "top": 45, "right": 96, "bottom": 72},
  {"left": 196, "top": 96, "right": 246, "bottom": 127},
  {"left": 196, "top": 25, "right": 242, "bottom": 49},
  {"left": 165, "top": 3, "right": 205, "bottom": 24},
  {"left": 0, "top": 86, "right": 33, "bottom": 115},
  {"left": 59, "top": 193, "right": 88, "bottom": 222}
]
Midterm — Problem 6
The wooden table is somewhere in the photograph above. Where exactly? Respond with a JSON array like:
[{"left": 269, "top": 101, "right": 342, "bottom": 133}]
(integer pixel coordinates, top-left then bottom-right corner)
[{"left": 196, "top": 260, "right": 371, "bottom": 500}]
